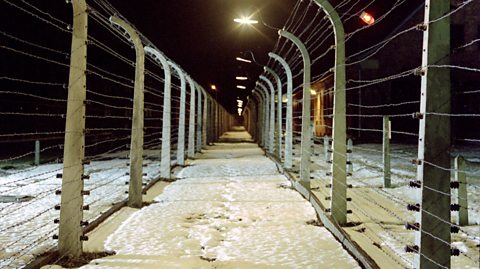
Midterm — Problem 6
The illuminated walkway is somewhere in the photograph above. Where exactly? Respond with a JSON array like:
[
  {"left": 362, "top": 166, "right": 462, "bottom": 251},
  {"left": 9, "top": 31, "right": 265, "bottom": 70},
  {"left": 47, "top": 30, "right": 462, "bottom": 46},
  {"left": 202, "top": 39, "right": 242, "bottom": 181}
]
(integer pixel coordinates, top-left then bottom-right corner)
[{"left": 76, "top": 128, "right": 359, "bottom": 269}]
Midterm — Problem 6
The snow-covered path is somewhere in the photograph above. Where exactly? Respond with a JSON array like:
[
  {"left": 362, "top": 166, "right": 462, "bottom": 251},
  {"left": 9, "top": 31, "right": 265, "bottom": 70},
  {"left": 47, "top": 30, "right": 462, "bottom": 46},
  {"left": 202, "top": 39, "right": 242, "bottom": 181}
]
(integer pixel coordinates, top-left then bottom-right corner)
[{"left": 81, "top": 130, "right": 360, "bottom": 268}]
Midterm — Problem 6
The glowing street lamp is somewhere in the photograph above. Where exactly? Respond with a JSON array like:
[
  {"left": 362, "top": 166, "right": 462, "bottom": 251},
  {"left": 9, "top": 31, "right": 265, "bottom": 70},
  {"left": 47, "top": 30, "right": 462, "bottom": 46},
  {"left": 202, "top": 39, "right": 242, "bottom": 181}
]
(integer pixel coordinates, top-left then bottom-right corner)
[
  {"left": 359, "top": 11, "right": 375, "bottom": 25},
  {"left": 236, "top": 57, "right": 252, "bottom": 63},
  {"left": 210, "top": 84, "right": 217, "bottom": 90},
  {"left": 234, "top": 17, "right": 258, "bottom": 25},
  {"left": 236, "top": 85, "right": 246, "bottom": 89},
  {"left": 236, "top": 76, "right": 248, "bottom": 80}
]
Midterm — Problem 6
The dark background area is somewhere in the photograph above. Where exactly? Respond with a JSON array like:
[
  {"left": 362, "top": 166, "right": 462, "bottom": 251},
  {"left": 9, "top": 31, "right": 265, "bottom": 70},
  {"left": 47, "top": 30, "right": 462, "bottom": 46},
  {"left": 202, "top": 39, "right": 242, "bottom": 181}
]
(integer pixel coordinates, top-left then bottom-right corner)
[{"left": 109, "top": 0, "right": 298, "bottom": 112}]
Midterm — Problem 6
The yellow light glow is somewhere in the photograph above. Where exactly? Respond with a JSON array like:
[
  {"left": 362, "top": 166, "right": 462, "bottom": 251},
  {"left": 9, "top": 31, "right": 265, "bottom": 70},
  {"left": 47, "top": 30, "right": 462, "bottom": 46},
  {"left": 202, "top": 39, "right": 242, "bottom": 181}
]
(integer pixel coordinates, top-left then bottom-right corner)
[
  {"left": 310, "top": 89, "right": 317, "bottom": 95},
  {"left": 234, "top": 17, "right": 258, "bottom": 24},
  {"left": 211, "top": 84, "right": 217, "bottom": 90}
]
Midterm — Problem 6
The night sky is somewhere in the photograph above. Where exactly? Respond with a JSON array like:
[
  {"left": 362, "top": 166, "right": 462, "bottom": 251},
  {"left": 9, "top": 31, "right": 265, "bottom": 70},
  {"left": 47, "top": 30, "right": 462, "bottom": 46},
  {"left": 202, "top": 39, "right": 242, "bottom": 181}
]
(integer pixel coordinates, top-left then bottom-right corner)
[{"left": 109, "top": 0, "right": 298, "bottom": 112}]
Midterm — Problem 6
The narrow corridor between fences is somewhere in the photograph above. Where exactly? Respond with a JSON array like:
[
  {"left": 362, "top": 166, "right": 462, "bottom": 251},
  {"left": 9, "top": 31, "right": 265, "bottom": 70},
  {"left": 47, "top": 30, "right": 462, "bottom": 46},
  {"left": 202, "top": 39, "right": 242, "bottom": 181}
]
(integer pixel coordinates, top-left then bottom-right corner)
[
  {"left": 49, "top": 127, "right": 360, "bottom": 269},
  {"left": 1, "top": 1, "right": 479, "bottom": 269}
]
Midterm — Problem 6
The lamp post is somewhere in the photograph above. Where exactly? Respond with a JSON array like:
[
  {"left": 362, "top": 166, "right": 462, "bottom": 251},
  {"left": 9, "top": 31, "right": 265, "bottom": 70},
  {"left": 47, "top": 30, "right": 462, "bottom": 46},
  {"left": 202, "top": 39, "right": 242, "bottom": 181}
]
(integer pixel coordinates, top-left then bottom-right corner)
[
  {"left": 269, "top": 52, "right": 293, "bottom": 169},
  {"left": 278, "top": 30, "right": 312, "bottom": 193}
]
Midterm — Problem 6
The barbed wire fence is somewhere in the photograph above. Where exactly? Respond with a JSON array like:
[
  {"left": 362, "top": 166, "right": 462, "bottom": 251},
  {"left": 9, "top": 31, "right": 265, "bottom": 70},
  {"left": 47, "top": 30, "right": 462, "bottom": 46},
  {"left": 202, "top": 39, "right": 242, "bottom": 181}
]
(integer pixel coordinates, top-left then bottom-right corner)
[
  {"left": 247, "top": 0, "right": 479, "bottom": 268},
  {"left": 0, "top": 0, "right": 234, "bottom": 267}
]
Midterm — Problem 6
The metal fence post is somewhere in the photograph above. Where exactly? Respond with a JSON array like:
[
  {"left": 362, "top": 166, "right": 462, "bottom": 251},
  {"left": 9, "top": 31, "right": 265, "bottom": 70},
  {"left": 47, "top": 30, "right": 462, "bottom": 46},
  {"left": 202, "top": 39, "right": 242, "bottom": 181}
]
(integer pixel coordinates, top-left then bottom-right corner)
[
  {"left": 383, "top": 115, "right": 391, "bottom": 188},
  {"left": 414, "top": 0, "right": 452, "bottom": 267},
  {"left": 144, "top": 47, "right": 172, "bottom": 180},
  {"left": 169, "top": 62, "right": 186, "bottom": 166},
  {"left": 279, "top": 30, "right": 311, "bottom": 191},
  {"left": 312, "top": 0, "right": 347, "bottom": 225},
  {"left": 58, "top": 0, "right": 88, "bottom": 257},
  {"left": 269, "top": 53, "right": 293, "bottom": 169},
  {"left": 187, "top": 76, "right": 196, "bottom": 158}
]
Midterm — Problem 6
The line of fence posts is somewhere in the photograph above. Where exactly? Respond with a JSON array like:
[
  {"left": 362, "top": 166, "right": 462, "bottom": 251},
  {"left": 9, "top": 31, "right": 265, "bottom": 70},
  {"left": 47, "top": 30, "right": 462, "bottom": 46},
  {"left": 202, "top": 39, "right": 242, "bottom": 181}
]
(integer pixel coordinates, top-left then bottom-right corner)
[
  {"left": 244, "top": 0, "right": 349, "bottom": 224},
  {"left": 57, "top": 1, "right": 231, "bottom": 259},
  {"left": 243, "top": 0, "right": 465, "bottom": 268}
]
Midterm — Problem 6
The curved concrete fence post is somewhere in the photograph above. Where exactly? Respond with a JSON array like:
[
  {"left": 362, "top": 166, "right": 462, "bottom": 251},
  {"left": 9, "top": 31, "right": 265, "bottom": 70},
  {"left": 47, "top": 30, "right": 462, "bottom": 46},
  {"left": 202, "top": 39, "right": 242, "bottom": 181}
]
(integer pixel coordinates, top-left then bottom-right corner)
[
  {"left": 278, "top": 30, "right": 312, "bottom": 191},
  {"left": 110, "top": 16, "right": 146, "bottom": 208},
  {"left": 256, "top": 84, "right": 270, "bottom": 152},
  {"left": 264, "top": 67, "right": 283, "bottom": 160},
  {"left": 187, "top": 76, "right": 196, "bottom": 158},
  {"left": 169, "top": 62, "right": 186, "bottom": 166},
  {"left": 201, "top": 88, "right": 208, "bottom": 148},
  {"left": 144, "top": 47, "right": 172, "bottom": 180},
  {"left": 195, "top": 84, "right": 203, "bottom": 152},
  {"left": 312, "top": 0, "right": 348, "bottom": 225},
  {"left": 252, "top": 90, "right": 265, "bottom": 146},
  {"left": 259, "top": 76, "right": 276, "bottom": 156},
  {"left": 269, "top": 53, "right": 293, "bottom": 169}
]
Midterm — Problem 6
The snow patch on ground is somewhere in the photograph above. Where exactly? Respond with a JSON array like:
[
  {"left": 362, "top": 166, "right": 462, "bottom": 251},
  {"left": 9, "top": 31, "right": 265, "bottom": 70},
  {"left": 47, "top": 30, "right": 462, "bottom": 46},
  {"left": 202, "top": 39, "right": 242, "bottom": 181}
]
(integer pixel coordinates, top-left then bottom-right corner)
[{"left": 100, "top": 139, "right": 360, "bottom": 269}]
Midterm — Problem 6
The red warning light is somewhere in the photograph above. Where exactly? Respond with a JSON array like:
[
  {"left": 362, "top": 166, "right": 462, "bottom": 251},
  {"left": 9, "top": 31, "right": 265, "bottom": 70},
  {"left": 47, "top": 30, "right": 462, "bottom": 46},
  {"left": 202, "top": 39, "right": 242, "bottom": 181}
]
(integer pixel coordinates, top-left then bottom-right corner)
[{"left": 360, "top": 11, "right": 375, "bottom": 25}]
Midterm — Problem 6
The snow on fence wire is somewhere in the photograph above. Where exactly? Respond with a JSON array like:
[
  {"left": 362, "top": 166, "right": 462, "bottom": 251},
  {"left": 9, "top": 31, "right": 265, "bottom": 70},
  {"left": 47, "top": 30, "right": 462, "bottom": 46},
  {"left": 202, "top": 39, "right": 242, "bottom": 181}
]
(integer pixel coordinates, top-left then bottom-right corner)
[
  {"left": 0, "top": 1, "right": 233, "bottom": 267},
  {"left": 245, "top": 0, "right": 479, "bottom": 268}
]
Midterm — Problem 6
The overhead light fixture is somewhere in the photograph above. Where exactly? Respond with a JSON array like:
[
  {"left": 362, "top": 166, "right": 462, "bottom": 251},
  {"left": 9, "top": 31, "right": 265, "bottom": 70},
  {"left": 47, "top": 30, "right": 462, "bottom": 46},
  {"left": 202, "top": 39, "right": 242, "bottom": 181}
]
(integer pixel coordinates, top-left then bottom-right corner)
[
  {"left": 236, "top": 85, "right": 246, "bottom": 89},
  {"left": 310, "top": 89, "right": 317, "bottom": 96},
  {"left": 236, "top": 76, "right": 248, "bottom": 80},
  {"left": 359, "top": 11, "right": 375, "bottom": 25},
  {"left": 211, "top": 84, "right": 217, "bottom": 90},
  {"left": 234, "top": 17, "right": 258, "bottom": 25},
  {"left": 236, "top": 57, "right": 252, "bottom": 63}
]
